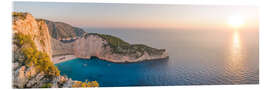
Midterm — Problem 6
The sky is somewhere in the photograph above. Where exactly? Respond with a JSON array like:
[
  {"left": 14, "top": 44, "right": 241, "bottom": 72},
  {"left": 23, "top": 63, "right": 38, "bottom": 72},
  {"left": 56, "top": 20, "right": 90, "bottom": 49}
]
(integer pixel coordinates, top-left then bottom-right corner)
[{"left": 13, "top": 2, "right": 259, "bottom": 31}]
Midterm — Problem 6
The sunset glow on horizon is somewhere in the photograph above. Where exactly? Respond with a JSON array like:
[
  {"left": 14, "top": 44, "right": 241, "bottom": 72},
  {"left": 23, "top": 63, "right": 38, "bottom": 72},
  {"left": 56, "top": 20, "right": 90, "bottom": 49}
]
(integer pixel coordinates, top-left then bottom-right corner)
[{"left": 13, "top": 2, "right": 259, "bottom": 31}]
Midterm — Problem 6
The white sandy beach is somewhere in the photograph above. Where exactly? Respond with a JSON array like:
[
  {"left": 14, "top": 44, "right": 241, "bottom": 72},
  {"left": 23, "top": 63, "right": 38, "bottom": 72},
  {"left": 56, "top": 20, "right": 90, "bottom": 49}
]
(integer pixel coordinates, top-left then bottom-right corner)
[{"left": 52, "top": 55, "right": 77, "bottom": 64}]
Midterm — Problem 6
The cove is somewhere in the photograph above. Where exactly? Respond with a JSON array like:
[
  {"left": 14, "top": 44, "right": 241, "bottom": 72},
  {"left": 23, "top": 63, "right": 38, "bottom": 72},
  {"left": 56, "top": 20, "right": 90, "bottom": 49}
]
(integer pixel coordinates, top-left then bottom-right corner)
[{"left": 55, "top": 57, "right": 170, "bottom": 87}]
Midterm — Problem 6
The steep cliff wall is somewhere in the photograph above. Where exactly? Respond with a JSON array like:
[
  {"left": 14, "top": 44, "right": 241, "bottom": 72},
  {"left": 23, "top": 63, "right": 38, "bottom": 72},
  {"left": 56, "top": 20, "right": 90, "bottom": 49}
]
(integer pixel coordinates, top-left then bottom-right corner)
[
  {"left": 12, "top": 12, "right": 80, "bottom": 88},
  {"left": 51, "top": 38, "right": 74, "bottom": 57},
  {"left": 13, "top": 13, "right": 52, "bottom": 59},
  {"left": 73, "top": 34, "right": 110, "bottom": 59}
]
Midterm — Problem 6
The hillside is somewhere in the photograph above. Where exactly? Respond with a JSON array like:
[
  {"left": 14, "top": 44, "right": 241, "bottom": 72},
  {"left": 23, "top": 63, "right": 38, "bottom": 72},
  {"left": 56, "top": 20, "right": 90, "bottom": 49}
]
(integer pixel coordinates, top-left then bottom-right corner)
[{"left": 43, "top": 19, "right": 86, "bottom": 40}]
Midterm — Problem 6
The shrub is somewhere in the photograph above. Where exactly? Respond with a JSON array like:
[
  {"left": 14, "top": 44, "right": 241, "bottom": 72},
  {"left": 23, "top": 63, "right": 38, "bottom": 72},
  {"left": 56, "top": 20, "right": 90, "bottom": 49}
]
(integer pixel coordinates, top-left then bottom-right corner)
[
  {"left": 72, "top": 80, "right": 99, "bottom": 88},
  {"left": 13, "top": 32, "right": 35, "bottom": 48},
  {"left": 14, "top": 33, "right": 60, "bottom": 76}
]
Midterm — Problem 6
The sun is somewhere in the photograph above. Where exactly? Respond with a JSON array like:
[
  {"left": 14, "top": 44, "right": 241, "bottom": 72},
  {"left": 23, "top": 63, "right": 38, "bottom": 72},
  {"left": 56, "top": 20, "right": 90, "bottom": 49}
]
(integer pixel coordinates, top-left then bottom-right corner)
[{"left": 228, "top": 15, "right": 244, "bottom": 28}]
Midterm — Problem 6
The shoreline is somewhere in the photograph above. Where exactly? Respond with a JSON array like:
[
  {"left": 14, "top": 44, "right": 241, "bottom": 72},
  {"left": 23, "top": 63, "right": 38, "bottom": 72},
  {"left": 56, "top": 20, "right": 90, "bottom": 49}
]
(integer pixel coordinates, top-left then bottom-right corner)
[
  {"left": 53, "top": 55, "right": 169, "bottom": 64},
  {"left": 52, "top": 55, "right": 77, "bottom": 64},
  {"left": 70, "top": 56, "right": 169, "bottom": 64}
]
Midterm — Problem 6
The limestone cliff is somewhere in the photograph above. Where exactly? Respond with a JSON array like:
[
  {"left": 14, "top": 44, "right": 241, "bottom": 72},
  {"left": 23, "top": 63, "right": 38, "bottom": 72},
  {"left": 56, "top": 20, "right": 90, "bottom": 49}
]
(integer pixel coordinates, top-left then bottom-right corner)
[
  {"left": 51, "top": 38, "right": 74, "bottom": 57},
  {"left": 45, "top": 21, "right": 169, "bottom": 63},
  {"left": 12, "top": 12, "right": 97, "bottom": 88},
  {"left": 13, "top": 13, "right": 52, "bottom": 59},
  {"left": 73, "top": 33, "right": 169, "bottom": 63}
]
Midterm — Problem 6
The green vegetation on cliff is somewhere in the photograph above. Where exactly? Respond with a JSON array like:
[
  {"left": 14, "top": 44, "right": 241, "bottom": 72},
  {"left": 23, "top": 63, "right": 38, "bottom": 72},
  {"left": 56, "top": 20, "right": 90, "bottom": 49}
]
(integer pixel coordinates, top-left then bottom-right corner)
[{"left": 14, "top": 33, "right": 60, "bottom": 76}]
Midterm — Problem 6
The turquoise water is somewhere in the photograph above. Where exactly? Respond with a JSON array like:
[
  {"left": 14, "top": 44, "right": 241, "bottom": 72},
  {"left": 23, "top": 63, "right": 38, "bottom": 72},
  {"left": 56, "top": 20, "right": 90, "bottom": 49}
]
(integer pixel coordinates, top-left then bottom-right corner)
[
  {"left": 56, "top": 57, "right": 172, "bottom": 87},
  {"left": 55, "top": 29, "right": 259, "bottom": 87}
]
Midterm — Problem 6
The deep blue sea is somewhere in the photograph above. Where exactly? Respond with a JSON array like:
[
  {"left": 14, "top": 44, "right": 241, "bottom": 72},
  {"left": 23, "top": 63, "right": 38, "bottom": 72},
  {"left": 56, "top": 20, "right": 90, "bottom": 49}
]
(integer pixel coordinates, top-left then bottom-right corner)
[{"left": 55, "top": 28, "right": 259, "bottom": 87}]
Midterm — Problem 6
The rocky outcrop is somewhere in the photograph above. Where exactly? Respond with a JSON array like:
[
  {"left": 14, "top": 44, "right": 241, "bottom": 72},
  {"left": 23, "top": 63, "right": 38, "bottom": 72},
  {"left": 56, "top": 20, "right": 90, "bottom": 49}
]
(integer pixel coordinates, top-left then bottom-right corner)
[
  {"left": 73, "top": 33, "right": 169, "bottom": 63},
  {"left": 45, "top": 22, "right": 169, "bottom": 63}
]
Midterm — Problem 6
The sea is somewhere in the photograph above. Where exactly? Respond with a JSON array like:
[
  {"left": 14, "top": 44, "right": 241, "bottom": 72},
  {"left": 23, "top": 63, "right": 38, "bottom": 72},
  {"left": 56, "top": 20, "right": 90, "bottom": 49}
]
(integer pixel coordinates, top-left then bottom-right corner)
[{"left": 55, "top": 28, "right": 259, "bottom": 87}]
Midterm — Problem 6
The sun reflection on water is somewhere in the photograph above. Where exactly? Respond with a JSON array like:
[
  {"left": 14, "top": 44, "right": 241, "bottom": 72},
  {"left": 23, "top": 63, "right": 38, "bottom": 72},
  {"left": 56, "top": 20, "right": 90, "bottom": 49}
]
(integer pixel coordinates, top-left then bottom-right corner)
[
  {"left": 233, "top": 31, "right": 240, "bottom": 49},
  {"left": 231, "top": 31, "right": 242, "bottom": 62},
  {"left": 225, "top": 30, "right": 246, "bottom": 84}
]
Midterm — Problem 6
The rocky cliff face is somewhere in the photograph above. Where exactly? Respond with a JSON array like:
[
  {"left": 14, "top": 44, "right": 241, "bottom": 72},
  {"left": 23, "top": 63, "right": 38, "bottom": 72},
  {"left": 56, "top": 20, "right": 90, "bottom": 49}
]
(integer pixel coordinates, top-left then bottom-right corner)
[
  {"left": 73, "top": 33, "right": 169, "bottom": 63},
  {"left": 73, "top": 34, "right": 110, "bottom": 59},
  {"left": 13, "top": 13, "right": 52, "bottom": 59},
  {"left": 51, "top": 38, "right": 74, "bottom": 57},
  {"left": 12, "top": 12, "right": 74, "bottom": 88}
]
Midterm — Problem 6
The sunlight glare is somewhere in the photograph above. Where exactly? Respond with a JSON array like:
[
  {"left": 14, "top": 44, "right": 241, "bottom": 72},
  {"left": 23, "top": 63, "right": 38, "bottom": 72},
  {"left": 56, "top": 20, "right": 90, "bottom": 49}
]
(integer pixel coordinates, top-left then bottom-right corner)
[{"left": 228, "top": 15, "right": 244, "bottom": 28}]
